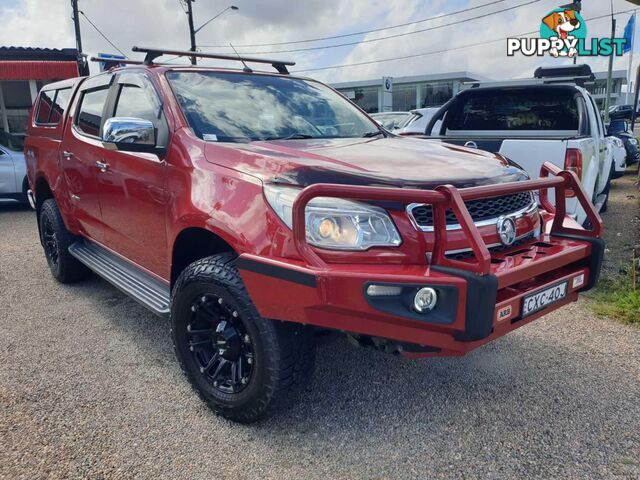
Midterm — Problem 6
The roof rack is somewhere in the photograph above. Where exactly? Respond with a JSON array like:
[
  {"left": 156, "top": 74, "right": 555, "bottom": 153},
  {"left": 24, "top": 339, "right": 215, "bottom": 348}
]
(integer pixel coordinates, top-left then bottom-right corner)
[
  {"left": 131, "top": 46, "right": 295, "bottom": 74},
  {"left": 534, "top": 64, "right": 594, "bottom": 81}
]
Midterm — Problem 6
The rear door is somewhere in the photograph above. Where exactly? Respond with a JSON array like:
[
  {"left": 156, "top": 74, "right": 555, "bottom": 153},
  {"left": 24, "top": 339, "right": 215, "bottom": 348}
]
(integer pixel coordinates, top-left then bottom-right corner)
[
  {"left": 97, "top": 71, "right": 170, "bottom": 277},
  {"left": 61, "top": 73, "right": 114, "bottom": 241}
]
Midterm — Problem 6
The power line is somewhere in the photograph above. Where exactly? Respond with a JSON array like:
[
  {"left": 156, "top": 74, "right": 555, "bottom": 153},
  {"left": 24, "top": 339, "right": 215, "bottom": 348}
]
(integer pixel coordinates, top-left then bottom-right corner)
[
  {"left": 79, "top": 10, "right": 127, "bottom": 57},
  {"left": 293, "top": 8, "right": 637, "bottom": 74},
  {"left": 200, "top": 0, "right": 507, "bottom": 48},
  {"left": 205, "top": 0, "right": 543, "bottom": 56}
]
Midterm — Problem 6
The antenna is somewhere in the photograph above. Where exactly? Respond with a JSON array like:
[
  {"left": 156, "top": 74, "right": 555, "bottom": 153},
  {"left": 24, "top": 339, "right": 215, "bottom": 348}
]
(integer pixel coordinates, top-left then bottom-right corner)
[{"left": 229, "top": 43, "right": 252, "bottom": 73}]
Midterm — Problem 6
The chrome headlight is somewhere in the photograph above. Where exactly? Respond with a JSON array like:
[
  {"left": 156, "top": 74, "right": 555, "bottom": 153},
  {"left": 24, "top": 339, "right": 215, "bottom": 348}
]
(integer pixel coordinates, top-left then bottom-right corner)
[{"left": 264, "top": 184, "right": 402, "bottom": 251}]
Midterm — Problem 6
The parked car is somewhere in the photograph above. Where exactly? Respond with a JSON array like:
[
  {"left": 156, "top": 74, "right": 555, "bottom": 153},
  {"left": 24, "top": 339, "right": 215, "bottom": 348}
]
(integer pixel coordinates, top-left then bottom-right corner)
[
  {"left": 370, "top": 111, "right": 412, "bottom": 130},
  {"left": 393, "top": 107, "right": 440, "bottom": 136},
  {"left": 608, "top": 104, "right": 635, "bottom": 121},
  {"left": 0, "top": 132, "right": 30, "bottom": 205},
  {"left": 606, "top": 135, "right": 627, "bottom": 179},
  {"left": 25, "top": 49, "right": 604, "bottom": 423},
  {"left": 607, "top": 119, "right": 639, "bottom": 164},
  {"left": 426, "top": 69, "right": 613, "bottom": 225}
]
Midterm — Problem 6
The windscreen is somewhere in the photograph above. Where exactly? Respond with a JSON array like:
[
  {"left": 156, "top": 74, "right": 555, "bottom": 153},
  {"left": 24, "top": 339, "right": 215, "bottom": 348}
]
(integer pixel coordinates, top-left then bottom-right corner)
[
  {"left": 166, "top": 71, "right": 378, "bottom": 142},
  {"left": 446, "top": 88, "right": 580, "bottom": 131}
]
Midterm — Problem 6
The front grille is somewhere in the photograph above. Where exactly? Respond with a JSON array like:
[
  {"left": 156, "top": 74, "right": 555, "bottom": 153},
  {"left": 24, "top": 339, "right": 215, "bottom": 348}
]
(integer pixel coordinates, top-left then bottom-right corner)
[
  {"left": 445, "top": 233, "right": 535, "bottom": 261},
  {"left": 410, "top": 192, "right": 534, "bottom": 229}
]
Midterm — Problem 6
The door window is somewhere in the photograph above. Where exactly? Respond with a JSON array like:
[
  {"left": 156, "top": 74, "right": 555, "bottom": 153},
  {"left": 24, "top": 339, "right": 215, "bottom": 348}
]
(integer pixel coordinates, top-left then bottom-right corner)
[
  {"left": 109, "top": 73, "right": 168, "bottom": 147},
  {"left": 35, "top": 88, "right": 72, "bottom": 126},
  {"left": 76, "top": 88, "right": 110, "bottom": 137},
  {"left": 113, "top": 79, "right": 161, "bottom": 124},
  {"left": 50, "top": 88, "right": 71, "bottom": 124}
]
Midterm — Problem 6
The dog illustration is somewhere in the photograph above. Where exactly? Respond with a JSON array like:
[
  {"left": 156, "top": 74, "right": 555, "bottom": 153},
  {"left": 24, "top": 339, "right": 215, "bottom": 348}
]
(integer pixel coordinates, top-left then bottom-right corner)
[{"left": 542, "top": 9, "right": 581, "bottom": 58}]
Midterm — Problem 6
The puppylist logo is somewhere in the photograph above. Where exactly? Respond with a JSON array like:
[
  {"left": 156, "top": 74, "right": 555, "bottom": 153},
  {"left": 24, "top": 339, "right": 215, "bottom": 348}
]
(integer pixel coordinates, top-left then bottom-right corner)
[{"left": 508, "top": 7, "right": 627, "bottom": 58}]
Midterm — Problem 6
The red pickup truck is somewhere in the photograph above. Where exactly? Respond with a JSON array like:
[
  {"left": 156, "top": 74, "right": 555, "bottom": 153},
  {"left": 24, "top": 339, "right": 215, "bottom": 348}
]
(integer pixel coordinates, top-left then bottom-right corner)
[{"left": 25, "top": 48, "right": 604, "bottom": 423}]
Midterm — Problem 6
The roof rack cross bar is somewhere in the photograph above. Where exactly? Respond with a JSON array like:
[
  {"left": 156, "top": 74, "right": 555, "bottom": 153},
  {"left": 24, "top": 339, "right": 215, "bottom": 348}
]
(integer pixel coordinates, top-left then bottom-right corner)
[{"left": 131, "top": 46, "right": 295, "bottom": 74}]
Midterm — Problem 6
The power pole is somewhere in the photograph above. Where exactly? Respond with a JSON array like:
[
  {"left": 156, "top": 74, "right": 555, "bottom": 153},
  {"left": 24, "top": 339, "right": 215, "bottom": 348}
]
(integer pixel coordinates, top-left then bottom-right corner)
[
  {"left": 604, "top": 16, "right": 617, "bottom": 124},
  {"left": 186, "top": 0, "right": 197, "bottom": 65},
  {"left": 70, "top": 0, "right": 88, "bottom": 75},
  {"left": 71, "top": 0, "right": 83, "bottom": 54}
]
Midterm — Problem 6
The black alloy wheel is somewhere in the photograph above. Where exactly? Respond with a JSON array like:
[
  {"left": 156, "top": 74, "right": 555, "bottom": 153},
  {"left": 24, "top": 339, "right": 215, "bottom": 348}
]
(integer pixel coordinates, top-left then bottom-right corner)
[{"left": 187, "top": 292, "right": 255, "bottom": 394}]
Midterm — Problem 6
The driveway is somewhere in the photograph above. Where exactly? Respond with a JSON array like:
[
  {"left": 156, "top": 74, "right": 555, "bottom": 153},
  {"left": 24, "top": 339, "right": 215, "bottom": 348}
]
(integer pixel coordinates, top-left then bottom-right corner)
[{"left": 1, "top": 180, "right": 639, "bottom": 479}]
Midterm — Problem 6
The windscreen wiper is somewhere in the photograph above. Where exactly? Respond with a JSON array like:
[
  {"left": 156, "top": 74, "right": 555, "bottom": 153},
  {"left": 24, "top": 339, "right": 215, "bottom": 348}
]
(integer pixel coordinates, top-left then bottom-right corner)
[
  {"left": 264, "top": 133, "right": 315, "bottom": 140},
  {"left": 362, "top": 130, "right": 385, "bottom": 138}
]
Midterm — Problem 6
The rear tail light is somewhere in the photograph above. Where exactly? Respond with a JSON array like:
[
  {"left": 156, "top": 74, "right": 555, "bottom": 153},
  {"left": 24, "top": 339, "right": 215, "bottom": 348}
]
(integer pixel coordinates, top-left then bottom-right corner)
[{"left": 564, "top": 149, "right": 583, "bottom": 198}]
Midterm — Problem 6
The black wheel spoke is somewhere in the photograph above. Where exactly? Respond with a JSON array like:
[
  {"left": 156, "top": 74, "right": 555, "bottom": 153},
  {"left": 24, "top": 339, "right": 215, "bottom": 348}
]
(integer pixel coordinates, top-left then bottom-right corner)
[
  {"left": 189, "top": 339, "right": 211, "bottom": 349},
  {"left": 201, "top": 352, "right": 220, "bottom": 373},
  {"left": 186, "top": 325, "right": 212, "bottom": 336},
  {"left": 230, "top": 362, "right": 238, "bottom": 384},
  {"left": 211, "top": 358, "right": 227, "bottom": 379}
]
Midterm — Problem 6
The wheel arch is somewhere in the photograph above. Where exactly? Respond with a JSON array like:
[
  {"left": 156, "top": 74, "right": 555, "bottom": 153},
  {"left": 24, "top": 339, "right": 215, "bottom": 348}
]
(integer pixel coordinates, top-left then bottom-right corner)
[
  {"left": 170, "top": 226, "right": 236, "bottom": 288},
  {"left": 33, "top": 175, "right": 54, "bottom": 243},
  {"left": 34, "top": 175, "right": 54, "bottom": 215}
]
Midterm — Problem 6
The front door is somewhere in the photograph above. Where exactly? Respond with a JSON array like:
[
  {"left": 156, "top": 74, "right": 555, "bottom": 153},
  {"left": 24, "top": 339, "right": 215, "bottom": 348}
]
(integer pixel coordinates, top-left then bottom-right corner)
[
  {"left": 97, "top": 72, "right": 169, "bottom": 277},
  {"left": 61, "top": 73, "right": 113, "bottom": 241}
]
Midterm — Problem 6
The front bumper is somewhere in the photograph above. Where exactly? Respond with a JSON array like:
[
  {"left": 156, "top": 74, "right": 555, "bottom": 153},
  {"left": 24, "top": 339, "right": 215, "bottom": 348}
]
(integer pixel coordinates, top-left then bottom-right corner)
[
  {"left": 238, "top": 233, "right": 603, "bottom": 357},
  {"left": 238, "top": 163, "right": 604, "bottom": 358}
]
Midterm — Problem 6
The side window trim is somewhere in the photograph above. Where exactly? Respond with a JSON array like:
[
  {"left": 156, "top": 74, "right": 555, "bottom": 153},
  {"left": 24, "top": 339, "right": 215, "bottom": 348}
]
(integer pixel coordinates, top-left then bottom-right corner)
[{"left": 73, "top": 75, "right": 115, "bottom": 140}]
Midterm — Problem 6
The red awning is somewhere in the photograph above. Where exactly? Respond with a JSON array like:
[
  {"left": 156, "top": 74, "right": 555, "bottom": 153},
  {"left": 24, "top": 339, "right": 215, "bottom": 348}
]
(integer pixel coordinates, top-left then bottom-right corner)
[{"left": 0, "top": 60, "right": 79, "bottom": 81}]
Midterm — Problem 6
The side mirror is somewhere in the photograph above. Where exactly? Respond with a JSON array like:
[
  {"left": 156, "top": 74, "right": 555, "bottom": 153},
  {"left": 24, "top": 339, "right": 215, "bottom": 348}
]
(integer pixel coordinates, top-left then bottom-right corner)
[{"left": 103, "top": 117, "right": 159, "bottom": 154}]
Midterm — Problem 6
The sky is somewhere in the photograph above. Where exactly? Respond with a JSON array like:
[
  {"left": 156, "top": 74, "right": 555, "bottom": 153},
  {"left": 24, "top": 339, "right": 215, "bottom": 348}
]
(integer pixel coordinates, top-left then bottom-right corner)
[{"left": 0, "top": 0, "right": 639, "bottom": 86}]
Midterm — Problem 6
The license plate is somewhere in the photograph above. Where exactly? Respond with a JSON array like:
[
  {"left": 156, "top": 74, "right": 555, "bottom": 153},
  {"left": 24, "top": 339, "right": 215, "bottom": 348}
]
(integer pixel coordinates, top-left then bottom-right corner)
[{"left": 522, "top": 282, "right": 568, "bottom": 317}]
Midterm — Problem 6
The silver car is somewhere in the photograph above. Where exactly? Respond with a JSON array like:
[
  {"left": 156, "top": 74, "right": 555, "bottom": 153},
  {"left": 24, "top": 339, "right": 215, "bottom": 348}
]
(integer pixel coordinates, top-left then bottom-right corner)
[{"left": 0, "top": 133, "right": 29, "bottom": 205}]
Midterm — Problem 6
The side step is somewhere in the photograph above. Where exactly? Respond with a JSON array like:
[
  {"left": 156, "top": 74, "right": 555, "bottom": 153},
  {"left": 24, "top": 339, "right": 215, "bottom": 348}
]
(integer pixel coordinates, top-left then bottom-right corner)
[{"left": 69, "top": 240, "right": 170, "bottom": 317}]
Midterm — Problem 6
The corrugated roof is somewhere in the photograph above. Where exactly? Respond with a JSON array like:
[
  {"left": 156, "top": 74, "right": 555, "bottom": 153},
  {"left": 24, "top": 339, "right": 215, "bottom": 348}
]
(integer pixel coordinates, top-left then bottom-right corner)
[{"left": 0, "top": 47, "right": 79, "bottom": 62}]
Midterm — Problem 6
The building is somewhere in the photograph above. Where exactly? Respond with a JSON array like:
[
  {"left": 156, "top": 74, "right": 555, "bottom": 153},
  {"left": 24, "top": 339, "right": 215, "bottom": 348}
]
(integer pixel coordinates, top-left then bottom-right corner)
[
  {"left": 333, "top": 69, "right": 629, "bottom": 113},
  {"left": 332, "top": 72, "right": 488, "bottom": 113},
  {"left": 584, "top": 70, "right": 629, "bottom": 109},
  {"left": 0, "top": 47, "right": 87, "bottom": 136}
]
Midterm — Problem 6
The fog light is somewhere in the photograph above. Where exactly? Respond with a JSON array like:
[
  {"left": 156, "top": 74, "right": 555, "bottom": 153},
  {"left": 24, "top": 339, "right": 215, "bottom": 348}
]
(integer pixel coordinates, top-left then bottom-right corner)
[
  {"left": 414, "top": 287, "right": 437, "bottom": 313},
  {"left": 366, "top": 285, "right": 403, "bottom": 297}
]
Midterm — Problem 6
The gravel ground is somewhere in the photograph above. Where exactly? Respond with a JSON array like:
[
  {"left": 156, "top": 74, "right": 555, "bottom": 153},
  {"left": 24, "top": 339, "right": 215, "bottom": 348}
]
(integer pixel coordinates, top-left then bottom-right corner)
[{"left": 1, "top": 178, "right": 639, "bottom": 479}]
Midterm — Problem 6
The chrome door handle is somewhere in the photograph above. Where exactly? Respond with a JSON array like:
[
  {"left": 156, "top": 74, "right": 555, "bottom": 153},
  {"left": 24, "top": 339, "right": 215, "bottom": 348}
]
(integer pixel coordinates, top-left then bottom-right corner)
[
  {"left": 62, "top": 151, "right": 73, "bottom": 160},
  {"left": 95, "top": 161, "right": 109, "bottom": 173}
]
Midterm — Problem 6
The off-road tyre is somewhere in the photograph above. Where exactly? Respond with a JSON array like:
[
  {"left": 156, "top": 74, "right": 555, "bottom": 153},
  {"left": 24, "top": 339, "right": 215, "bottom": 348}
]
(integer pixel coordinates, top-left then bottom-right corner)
[
  {"left": 171, "top": 253, "right": 315, "bottom": 423},
  {"left": 39, "top": 198, "right": 91, "bottom": 283}
]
